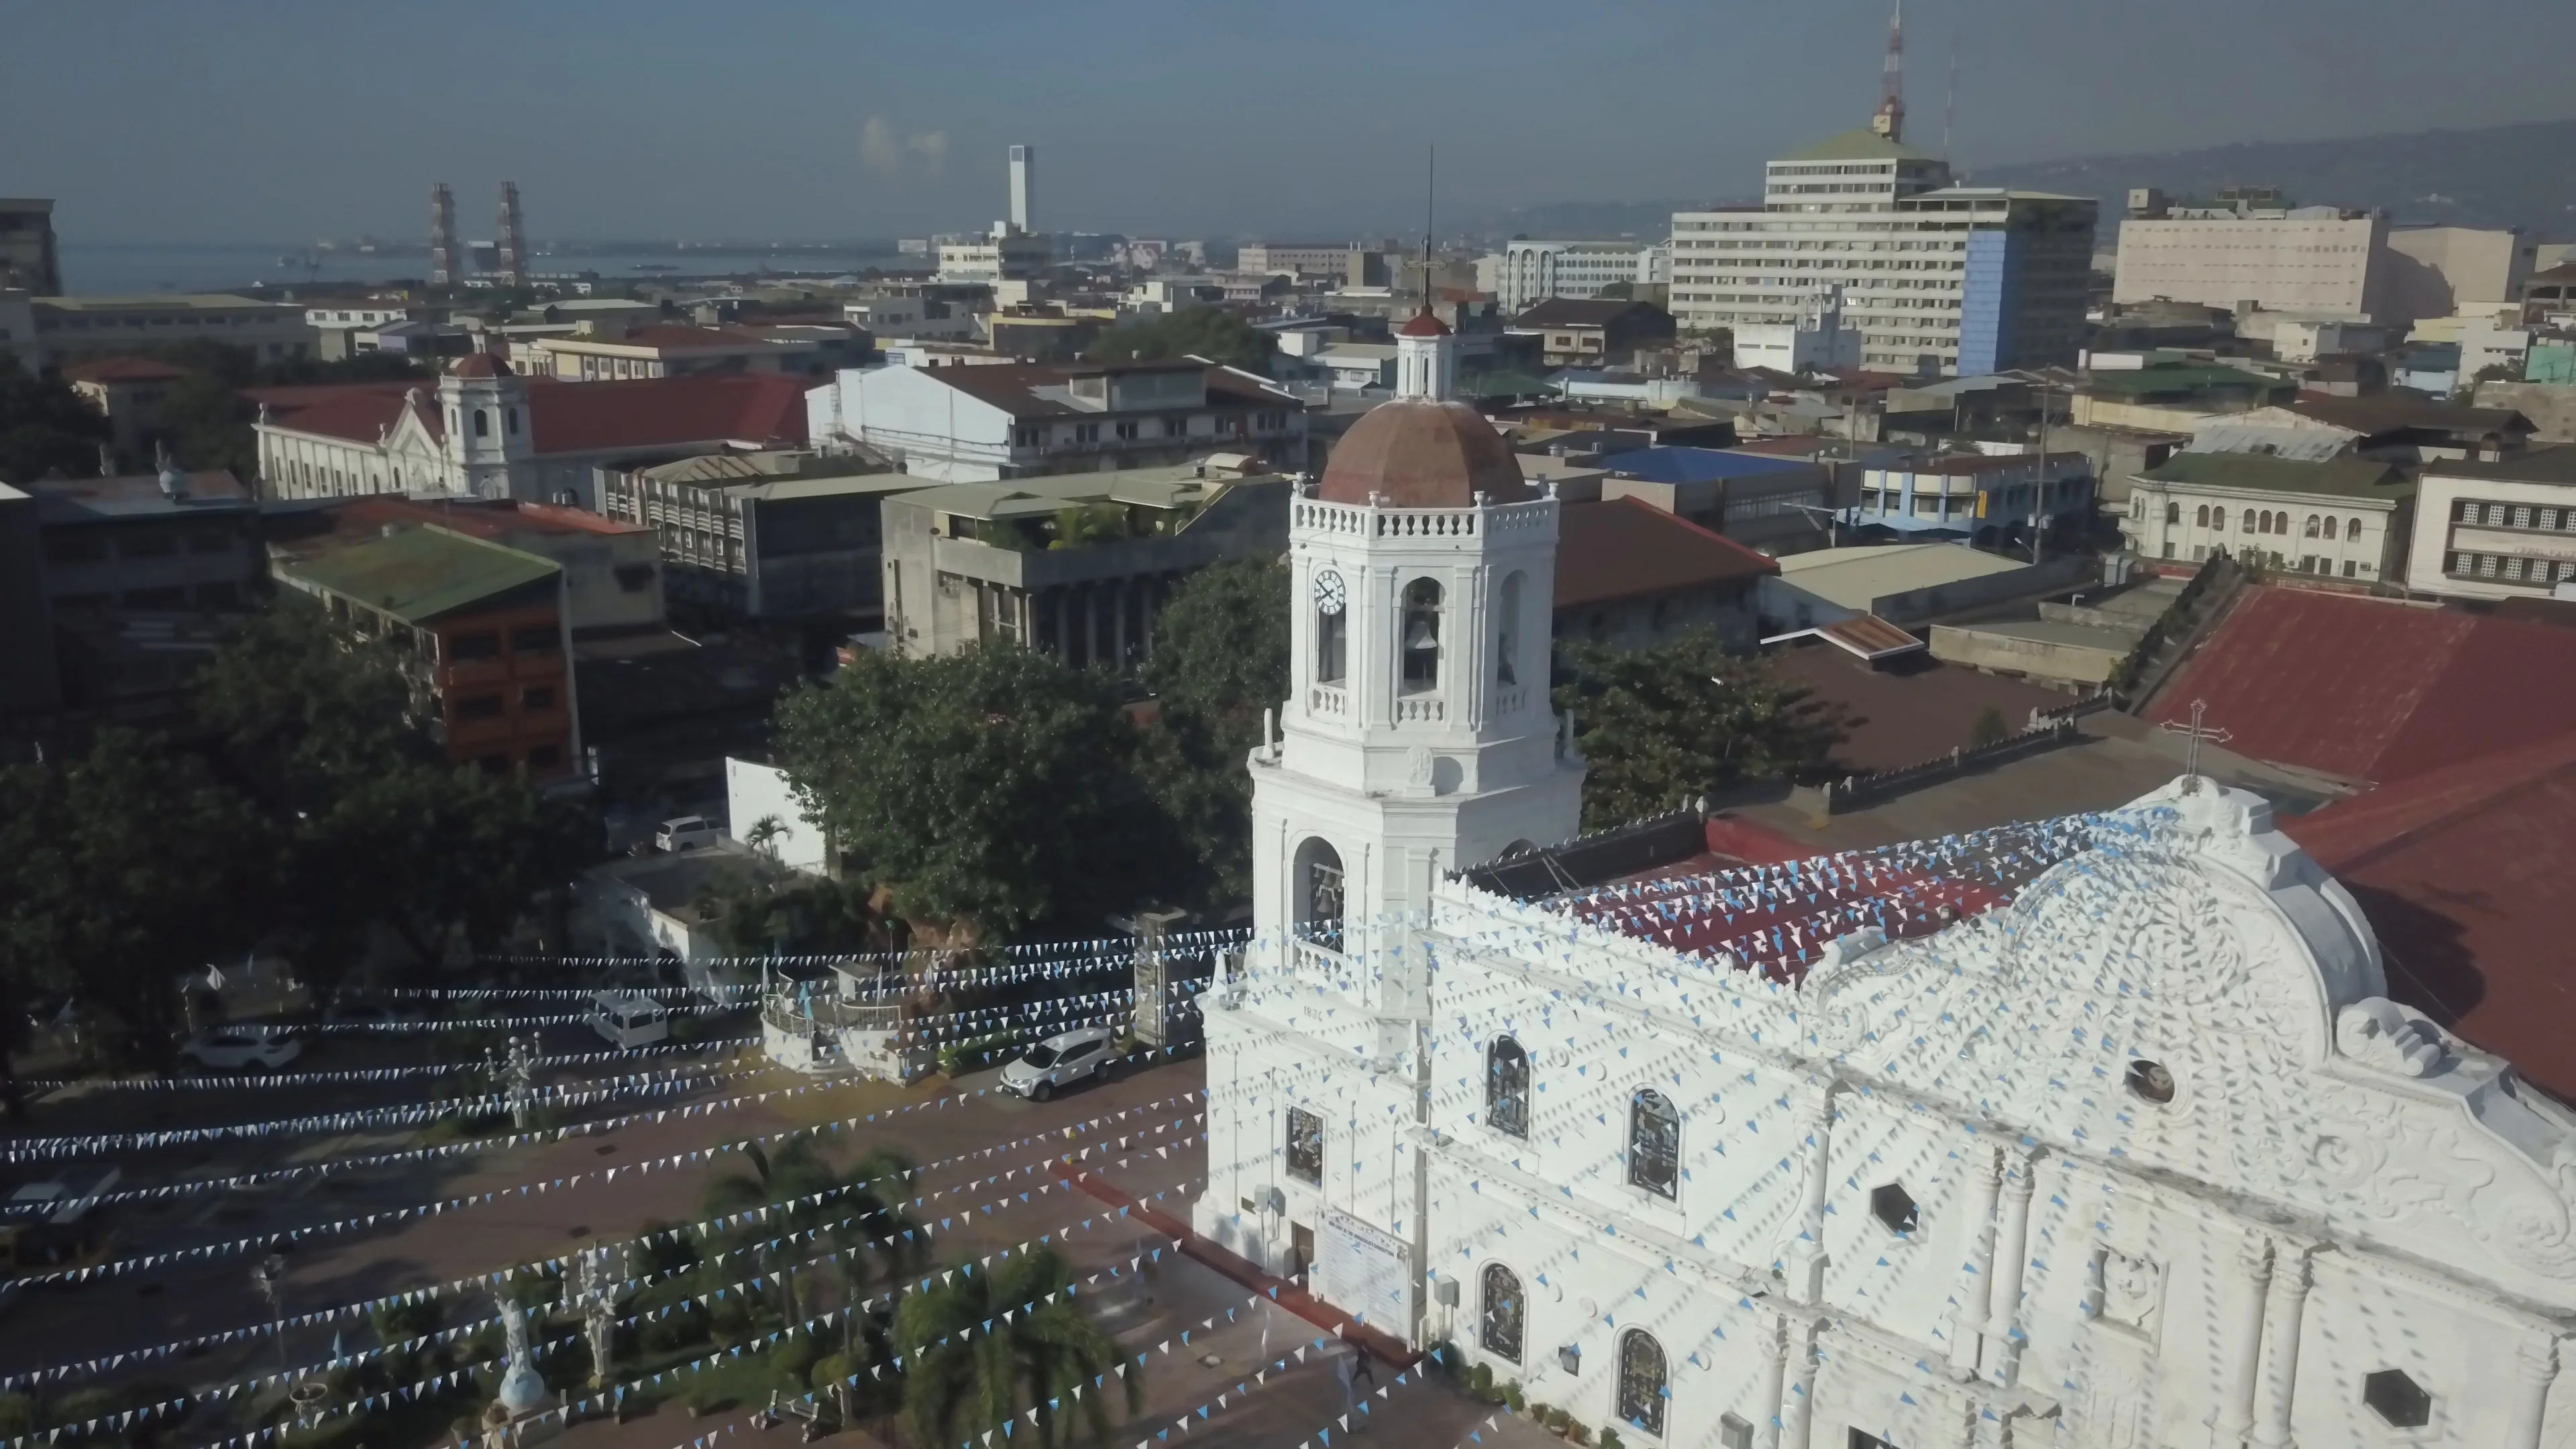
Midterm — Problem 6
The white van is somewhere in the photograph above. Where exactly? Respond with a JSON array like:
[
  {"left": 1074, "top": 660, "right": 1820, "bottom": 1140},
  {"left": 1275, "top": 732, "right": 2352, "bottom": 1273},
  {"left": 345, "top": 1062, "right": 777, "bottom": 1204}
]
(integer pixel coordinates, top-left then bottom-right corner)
[
  {"left": 656, "top": 816, "right": 720, "bottom": 851},
  {"left": 589, "top": 991, "right": 671, "bottom": 1049}
]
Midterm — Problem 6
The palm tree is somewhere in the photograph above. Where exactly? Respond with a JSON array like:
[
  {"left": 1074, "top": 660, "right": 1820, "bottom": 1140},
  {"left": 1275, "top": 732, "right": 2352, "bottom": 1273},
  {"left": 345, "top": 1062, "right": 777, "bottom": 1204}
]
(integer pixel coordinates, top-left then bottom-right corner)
[
  {"left": 839, "top": 1150, "right": 929, "bottom": 1293},
  {"left": 702, "top": 1140, "right": 840, "bottom": 1322},
  {"left": 893, "top": 1246, "right": 1141, "bottom": 1448}
]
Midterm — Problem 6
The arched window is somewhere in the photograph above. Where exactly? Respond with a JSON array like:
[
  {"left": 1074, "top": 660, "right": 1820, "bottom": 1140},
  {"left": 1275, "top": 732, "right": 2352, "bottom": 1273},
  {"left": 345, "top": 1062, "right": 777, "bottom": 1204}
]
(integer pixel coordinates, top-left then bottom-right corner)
[
  {"left": 2322, "top": 516, "right": 2338, "bottom": 540},
  {"left": 1495, "top": 572, "right": 1523, "bottom": 688},
  {"left": 1401, "top": 578, "right": 1442, "bottom": 693},
  {"left": 2195, "top": 504, "right": 2210, "bottom": 527},
  {"left": 2211, "top": 505, "right": 2226, "bottom": 531},
  {"left": 1615, "top": 1329, "right": 1668, "bottom": 1437},
  {"left": 1479, "top": 1264, "right": 1524, "bottom": 1363},
  {"left": 474, "top": 409, "right": 490, "bottom": 439},
  {"left": 1627, "top": 1089, "right": 1679, "bottom": 1199},
  {"left": 1314, "top": 570, "right": 1348, "bottom": 686},
  {"left": 1486, "top": 1037, "right": 1529, "bottom": 1138},
  {"left": 2348, "top": 517, "right": 2365, "bottom": 541},
  {"left": 2163, "top": 502, "right": 2180, "bottom": 525},
  {"left": 1293, "top": 838, "right": 1345, "bottom": 948},
  {"left": 2304, "top": 515, "right": 2321, "bottom": 537}
]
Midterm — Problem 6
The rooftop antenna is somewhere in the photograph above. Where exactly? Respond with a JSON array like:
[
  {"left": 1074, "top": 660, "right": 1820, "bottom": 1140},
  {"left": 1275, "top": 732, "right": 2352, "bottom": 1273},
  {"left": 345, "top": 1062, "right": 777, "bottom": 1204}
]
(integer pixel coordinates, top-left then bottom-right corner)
[
  {"left": 1421, "top": 143, "right": 1436, "bottom": 307},
  {"left": 1872, "top": 0, "right": 1906, "bottom": 142},
  {"left": 1943, "top": 38, "right": 1957, "bottom": 159}
]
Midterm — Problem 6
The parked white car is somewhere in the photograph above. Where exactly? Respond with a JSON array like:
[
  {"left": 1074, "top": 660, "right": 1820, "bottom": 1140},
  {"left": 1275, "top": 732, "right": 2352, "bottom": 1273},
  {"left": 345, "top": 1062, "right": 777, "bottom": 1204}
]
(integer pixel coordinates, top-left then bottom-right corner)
[
  {"left": 656, "top": 816, "right": 720, "bottom": 851},
  {"left": 589, "top": 991, "right": 670, "bottom": 1049},
  {"left": 1000, "top": 1028, "right": 1120, "bottom": 1102},
  {"left": 178, "top": 1028, "right": 302, "bottom": 1071}
]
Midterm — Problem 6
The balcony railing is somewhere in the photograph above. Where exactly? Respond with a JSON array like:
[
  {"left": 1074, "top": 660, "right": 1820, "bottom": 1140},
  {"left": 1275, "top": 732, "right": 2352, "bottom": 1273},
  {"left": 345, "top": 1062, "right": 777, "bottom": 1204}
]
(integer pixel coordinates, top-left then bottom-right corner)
[
  {"left": 1395, "top": 695, "right": 1446, "bottom": 723},
  {"left": 764, "top": 994, "right": 904, "bottom": 1036},
  {"left": 1309, "top": 685, "right": 1348, "bottom": 716},
  {"left": 1292, "top": 497, "right": 1554, "bottom": 539}
]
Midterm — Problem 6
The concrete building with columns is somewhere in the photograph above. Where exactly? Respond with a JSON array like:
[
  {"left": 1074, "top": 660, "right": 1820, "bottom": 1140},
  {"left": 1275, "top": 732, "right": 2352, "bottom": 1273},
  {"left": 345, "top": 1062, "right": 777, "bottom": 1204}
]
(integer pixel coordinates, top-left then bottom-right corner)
[
  {"left": 875, "top": 460, "right": 1291, "bottom": 668},
  {"left": 1197, "top": 382, "right": 2576, "bottom": 1444}
]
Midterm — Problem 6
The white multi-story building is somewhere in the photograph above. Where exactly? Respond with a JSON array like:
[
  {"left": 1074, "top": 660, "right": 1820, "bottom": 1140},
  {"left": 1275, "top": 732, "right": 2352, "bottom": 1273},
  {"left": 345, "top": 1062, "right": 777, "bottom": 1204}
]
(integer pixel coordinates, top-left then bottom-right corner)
[
  {"left": 2120, "top": 450, "right": 2412, "bottom": 579},
  {"left": 2406, "top": 445, "right": 2576, "bottom": 600},
  {"left": 1238, "top": 241, "right": 1362, "bottom": 280},
  {"left": 1492, "top": 239, "right": 1668, "bottom": 315},
  {"left": 1199, "top": 387, "right": 2576, "bottom": 1449},
  {"left": 1671, "top": 128, "right": 2095, "bottom": 376},
  {"left": 254, "top": 355, "right": 811, "bottom": 506},
  {"left": 1731, "top": 286, "right": 1862, "bottom": 374},
  {"left": 19, "top": 293, "right": 317, "bottom": 368},
  {"left": 935, "top": 224, "right": 1052, "bottom": 284},
  {"left": 2112, "top": 192, "right": 2389, "bottom": 319},
  {"left": 802, "top": 357, "right": 1308, "bottom": 483},
  {"left": 2383, "top": 225, "right": 2535, "bottom": 325}
]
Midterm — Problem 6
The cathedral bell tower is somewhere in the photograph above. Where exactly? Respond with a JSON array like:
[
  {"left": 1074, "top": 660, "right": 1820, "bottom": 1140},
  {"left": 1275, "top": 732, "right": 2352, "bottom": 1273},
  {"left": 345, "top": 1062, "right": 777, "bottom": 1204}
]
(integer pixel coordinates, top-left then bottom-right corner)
[
  {"left": 437, "top": 352, "right": 533, "bottom": 499},
  {"left": 1248, "top": 396, "right": 1582, "bottom": 1025},
  {"left": 1394, "top": 307, "right": 1457, "bottom": 402}
]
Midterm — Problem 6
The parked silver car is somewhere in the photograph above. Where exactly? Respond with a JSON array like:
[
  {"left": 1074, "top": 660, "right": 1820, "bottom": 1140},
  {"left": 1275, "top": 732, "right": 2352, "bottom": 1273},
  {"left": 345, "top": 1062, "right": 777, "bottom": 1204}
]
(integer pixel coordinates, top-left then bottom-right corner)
[
  {"left": 999, "top": 1028, "right": 1120, "bottom": 1102},
  {"left": 178, "top": 1027, "right": 302, "bottom": 1071}
]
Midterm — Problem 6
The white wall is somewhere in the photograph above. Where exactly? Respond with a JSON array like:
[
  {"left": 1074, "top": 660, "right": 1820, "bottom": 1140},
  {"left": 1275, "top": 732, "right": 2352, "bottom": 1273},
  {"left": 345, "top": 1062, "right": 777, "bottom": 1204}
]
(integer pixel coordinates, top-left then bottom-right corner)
[
  {"left": 724, "top": 758, "right": 830, "bottom": 875},
  {"left": 2408, "top": 472, "right": 2576, "bottom": 600}
]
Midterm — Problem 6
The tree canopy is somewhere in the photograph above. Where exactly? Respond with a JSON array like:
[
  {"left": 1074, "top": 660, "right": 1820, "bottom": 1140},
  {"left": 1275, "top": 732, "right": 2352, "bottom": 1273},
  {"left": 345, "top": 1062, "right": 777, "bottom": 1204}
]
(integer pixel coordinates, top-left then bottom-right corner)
[
  {"left": 1136, "top": 558, "right": 1291, "bottom": 906},
  {"left": 774, "top": 644, "right": 1169, "bottom": 936},
  {"left": 1083, "top": 305, "right": 1276, "bottom": 376},
  {"left": 0, "top": 603, "right": 594, "bottom": 1093},
  {"left": 0, "top": 354, "right": 111, "bottom": 484},
  {"left": 892, "top": 1244, "right": 1140, "bottom": 1448},
  {"left": 1552, "top": 629, "right": 1843, "bottom": 830}
]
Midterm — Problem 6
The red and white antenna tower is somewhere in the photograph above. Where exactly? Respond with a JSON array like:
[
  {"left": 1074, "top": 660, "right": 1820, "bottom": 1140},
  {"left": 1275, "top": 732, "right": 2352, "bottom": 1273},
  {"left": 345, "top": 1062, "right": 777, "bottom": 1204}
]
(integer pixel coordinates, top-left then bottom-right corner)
[
  {"left": 1872, "top": 0, "right": 1907, "bottom": 142},
  {"left": 496, "top": 182, "right": 528, "bottom": 288},
  {"left": 429, "top": 182, "right": 458, "bottom": 287}
]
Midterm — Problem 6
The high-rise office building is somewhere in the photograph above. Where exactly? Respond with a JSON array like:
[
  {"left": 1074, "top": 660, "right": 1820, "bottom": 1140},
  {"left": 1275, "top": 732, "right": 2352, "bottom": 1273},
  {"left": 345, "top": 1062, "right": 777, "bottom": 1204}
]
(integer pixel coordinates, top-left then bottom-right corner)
[
  {"left": 1008, "top": 145, "right": 1034, "bottom": 235},
  {"left": 1668, "top": 129, "right": 2095, "bottom": 376},
  {"left": 0, "top": 198, "right": 61, "bottom": 295}
]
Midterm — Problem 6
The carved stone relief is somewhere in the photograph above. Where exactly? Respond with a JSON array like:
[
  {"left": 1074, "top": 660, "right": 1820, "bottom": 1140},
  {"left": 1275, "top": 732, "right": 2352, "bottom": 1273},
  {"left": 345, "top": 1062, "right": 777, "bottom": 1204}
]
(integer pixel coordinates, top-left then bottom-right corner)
[{"left": 2096, "top": 1247, "right": 2162, "bottom": 1336}]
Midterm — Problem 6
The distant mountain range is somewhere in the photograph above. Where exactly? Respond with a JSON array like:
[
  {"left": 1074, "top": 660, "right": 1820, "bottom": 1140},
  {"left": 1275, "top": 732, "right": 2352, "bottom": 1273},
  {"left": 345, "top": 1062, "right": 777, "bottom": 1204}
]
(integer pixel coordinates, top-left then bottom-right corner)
[
  {"left": 1463, "top": 119, "right": 2576, "bottom": 246},
  {"left": 1972, "top": 118, "right": 2576, "bottom": 234}
]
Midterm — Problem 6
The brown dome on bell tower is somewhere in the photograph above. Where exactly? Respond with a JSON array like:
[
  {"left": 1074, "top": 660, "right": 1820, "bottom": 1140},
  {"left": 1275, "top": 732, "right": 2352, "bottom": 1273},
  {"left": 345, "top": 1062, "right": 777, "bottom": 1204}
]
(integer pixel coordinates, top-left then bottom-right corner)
[{"left": 1313, "top": 398, "right": 1532, "bottom": 508}]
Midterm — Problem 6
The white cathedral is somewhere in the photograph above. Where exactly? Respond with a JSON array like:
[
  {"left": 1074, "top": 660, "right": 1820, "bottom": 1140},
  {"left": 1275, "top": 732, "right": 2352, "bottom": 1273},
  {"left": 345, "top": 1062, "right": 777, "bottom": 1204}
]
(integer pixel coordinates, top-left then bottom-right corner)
[{"left": 1194, "top": 316, "right": 2576, "bottom": 1448}]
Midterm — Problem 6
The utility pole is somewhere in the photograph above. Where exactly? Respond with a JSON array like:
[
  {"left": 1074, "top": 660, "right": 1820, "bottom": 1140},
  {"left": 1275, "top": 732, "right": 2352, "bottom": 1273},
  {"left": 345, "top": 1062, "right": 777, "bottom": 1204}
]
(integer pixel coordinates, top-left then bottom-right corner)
[{"left": 2031, "top": 373, "right": 2054, "bottom": 565}]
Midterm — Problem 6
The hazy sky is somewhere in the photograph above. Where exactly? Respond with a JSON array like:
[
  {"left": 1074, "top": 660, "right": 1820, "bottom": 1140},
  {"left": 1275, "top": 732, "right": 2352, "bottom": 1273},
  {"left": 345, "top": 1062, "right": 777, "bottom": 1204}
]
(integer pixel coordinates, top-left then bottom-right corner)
[{"left": 7, "top": 0, "right": 2573, "bottom": 245}]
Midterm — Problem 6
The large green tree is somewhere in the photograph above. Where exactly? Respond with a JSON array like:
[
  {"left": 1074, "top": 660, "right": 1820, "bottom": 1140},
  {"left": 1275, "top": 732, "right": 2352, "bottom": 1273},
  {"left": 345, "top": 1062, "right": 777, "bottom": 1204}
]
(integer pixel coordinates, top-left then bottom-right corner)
[
  {"left": 1083, "top": 305, "right": 1276, "bottom": 376},
  {"left": 1136, "top": 558, "right": 1291, "bottom": 907},
  {"left": 892, "top": 1245, "right": 1141, "bottom": 1448},
  {"left": 774, "top": 645, "right": 1167, "bottom": 935},
  {"left": 193, "top": 605, "right": 592, "bottom": 985},
  {"left": 1552, "top": 629, "right": 1843, "bottom": 831},
  {"left": 0, "top": 354, "right": 109, "bottom": 484},
  {"left": 0, "top": 730, "right": 266, "bottom": 1081}
]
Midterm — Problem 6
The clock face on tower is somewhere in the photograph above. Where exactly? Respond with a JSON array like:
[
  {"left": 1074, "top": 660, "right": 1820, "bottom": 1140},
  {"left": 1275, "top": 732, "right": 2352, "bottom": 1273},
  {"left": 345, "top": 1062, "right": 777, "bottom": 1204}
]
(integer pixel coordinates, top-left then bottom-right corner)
[{"left": 1313, "top": 569, "right": 1347, "bottom": 615}]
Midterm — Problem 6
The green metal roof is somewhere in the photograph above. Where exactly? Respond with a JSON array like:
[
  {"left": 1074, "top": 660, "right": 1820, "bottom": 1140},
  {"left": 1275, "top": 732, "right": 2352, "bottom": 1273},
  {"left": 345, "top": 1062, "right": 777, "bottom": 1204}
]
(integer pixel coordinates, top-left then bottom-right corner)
[
  {"left": 2143, "top": 452, "right": 2414, "bottom": 500},
  {"left": 280, "top": 526, "right": 559, "bottom": 623},
  {"left": 2082, "top": 365, "right": 2288, "bottom": 400},
  {"left": 1776, "top": 128, "right": 1943, "bottom": 164}
]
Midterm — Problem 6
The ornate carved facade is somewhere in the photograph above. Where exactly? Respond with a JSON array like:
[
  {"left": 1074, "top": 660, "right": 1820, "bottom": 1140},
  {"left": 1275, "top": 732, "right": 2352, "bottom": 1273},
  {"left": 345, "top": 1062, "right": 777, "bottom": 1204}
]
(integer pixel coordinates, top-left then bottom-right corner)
[{"left": 1197, "top": 397, "right": 2576, "bottom": 1449}]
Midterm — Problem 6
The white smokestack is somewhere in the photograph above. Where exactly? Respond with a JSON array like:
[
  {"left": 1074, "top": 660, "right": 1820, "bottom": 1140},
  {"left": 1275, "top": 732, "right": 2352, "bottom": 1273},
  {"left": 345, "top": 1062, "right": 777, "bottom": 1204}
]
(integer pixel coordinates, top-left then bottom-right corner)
[{"left": 1008, "top": 144, "right": 1033, "bottom": 234}]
